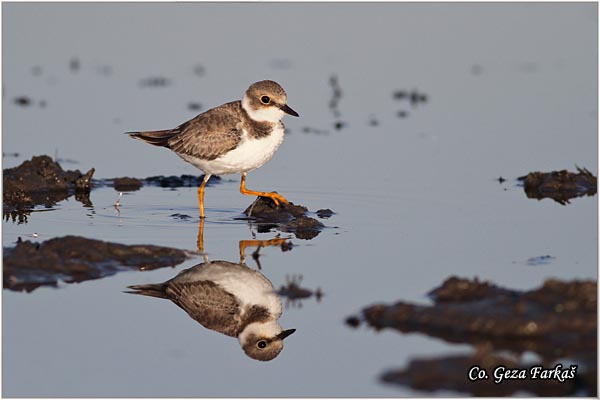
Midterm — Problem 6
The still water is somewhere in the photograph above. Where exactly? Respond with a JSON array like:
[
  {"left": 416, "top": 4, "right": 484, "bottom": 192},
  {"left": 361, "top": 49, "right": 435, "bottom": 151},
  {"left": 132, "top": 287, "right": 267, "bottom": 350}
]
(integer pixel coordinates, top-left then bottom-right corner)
[{"left": 2, "top": 3, "right": 597, "bottom": 397}]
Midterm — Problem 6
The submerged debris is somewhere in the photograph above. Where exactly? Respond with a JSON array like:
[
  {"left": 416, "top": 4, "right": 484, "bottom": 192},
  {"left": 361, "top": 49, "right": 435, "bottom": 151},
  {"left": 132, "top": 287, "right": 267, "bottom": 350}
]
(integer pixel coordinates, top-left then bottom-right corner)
[
  {"left": 301, "top": 126, "right": 329, "bottom": 135},
  {"left": 170, "top": 213, "right": 192, "bottom": 220},
  {"left": 329, "top": 74, "right": 342, "bottom": 118},
  {"left": 518, "top": 167, "right": 597, "bottom": 205},
  {"left": 139, "top": 76, "right": 171, "bottom": 87},
  {"left": 3, "top": 155, "right": 94, "bottom": 222},
  {"left": 69, "top": 57, "right": 80, "bottom": 73},
  {"left": 277, "top": 275, "right": 323, "bottom": 307},
  {"left": 243, "top": 197, "right": 325, "bottom": 240},
  {"left": 192, "top": 64, "right": 206, "bottom": 77},
  {"left": 14, "top": 96, "right": 32, "bottom": 107},
  {"left": 392, "top": 88, "right": 429, "bottom": 119},
  {"left": 3, "top": 235, "right": 190, "bottom": 292},
  {"left": 350, "top": 276, "right": 596, "bottom": 396},
  {"left": 393, "top": 89, "right": 428, "bottom": 107},
  {"left": 525, "top": 255, "right": 556, "bottom": 266},
  {"left": 188, "top": 102, "right": 202, "bottom": 112}
]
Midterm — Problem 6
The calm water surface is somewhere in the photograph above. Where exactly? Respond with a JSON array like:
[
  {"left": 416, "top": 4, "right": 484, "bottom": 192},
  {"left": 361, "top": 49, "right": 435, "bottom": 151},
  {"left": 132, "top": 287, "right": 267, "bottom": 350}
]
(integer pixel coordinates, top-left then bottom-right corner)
[{"left": 2, "top": 3, "right": 597, "bottom": 397}]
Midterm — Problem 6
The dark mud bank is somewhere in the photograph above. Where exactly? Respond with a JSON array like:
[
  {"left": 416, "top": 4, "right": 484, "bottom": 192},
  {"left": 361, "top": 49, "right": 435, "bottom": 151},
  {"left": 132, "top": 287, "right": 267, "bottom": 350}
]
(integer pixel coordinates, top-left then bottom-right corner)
[
  {"left": 347, "top": 277, "right": 597, "bottom": 396},
  {"left": 3, "top": 155, "right": 94, "bottom": 222},
  {"left": 242, "top": 197, "right": 328, "bottom": 240},
  {"left": 4, "top": 236, "right": 191, "bottom": 292},
  {"left": 519, "top": 167, "right": 597, "bottom": 205}
]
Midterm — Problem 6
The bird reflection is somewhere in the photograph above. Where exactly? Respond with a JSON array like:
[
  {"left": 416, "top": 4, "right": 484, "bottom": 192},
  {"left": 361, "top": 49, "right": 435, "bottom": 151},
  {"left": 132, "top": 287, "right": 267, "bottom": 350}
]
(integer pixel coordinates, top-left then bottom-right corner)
[{"left": 127, "top": 235, "right": 295, "bottom": 361}]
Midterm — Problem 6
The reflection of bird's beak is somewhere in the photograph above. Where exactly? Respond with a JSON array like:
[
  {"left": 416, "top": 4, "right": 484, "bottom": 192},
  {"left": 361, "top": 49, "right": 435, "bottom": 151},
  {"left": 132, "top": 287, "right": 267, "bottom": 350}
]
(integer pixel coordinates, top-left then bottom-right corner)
[
  {"left": 280, "top": 104, "right": 299, "bottom": 117},
  {"left": 277, "top": 329, "right": 296, "bottom": 340}
]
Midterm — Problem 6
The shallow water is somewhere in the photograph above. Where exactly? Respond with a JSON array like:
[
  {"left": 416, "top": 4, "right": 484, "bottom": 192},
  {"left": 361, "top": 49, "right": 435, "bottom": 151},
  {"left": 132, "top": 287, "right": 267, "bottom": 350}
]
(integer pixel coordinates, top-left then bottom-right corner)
[{"left": 2, "top": 3, "right": 598, "bottom": 397}]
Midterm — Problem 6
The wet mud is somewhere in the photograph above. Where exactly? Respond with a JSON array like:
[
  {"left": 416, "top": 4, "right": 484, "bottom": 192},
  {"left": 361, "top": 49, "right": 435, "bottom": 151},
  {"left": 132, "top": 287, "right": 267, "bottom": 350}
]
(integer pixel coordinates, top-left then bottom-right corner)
[
  {"left": 518, "top": 167, "right": 597, "bottom": 205},
  {"left": 243, "top": 197, "right": 327, "bottom": 240},
  {"left": 348, "top": 276, "right": 596, "bottom": 396},
  {"left": 112, "top": 177, "right": 143, "bottom": 192},
  {"left": 3, "top": 235, "right": 190, "bottom": 292},
  {"left": 3, "top": 155, "right": 94, "bottom": 222}
]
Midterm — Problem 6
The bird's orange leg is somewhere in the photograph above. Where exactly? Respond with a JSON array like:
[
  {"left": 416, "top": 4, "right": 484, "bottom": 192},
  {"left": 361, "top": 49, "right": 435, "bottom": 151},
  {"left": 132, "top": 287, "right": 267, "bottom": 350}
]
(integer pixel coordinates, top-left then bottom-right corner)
[
  {"left": 196, "top": 218, "right": 205, "bottom": 253},
  {"left": 198, "top": 174, "right": 211, "bottom": 219},
  {"left": 239, "top": 172, "right": 289, "bottom": 206},
  {"left": 239, "top": 237, "right": 289, "bottom": 264}
]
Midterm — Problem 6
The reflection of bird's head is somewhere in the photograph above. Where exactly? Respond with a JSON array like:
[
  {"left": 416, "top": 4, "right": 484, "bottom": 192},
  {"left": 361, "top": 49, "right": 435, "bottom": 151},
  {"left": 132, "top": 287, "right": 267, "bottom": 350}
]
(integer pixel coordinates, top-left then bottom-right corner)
[{"left": 238, "top": 321, "right": 296, "bottom": 361}]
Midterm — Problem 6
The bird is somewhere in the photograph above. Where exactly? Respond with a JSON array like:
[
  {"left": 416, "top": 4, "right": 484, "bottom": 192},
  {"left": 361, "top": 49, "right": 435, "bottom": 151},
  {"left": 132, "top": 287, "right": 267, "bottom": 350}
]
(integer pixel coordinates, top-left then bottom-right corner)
[
  {"left": 127, "top": 80, "right": 299, "bottom": 218},
  {"left": 126, "top": 260, "right": 296, "bottom": 361}
]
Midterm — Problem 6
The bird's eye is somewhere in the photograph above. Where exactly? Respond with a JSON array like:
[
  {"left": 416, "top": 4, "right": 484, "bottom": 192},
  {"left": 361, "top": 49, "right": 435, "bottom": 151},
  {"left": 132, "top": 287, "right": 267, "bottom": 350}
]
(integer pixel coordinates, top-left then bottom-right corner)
[
  {"left": 257, "top": 340, "right": 267, "bottom": 349},
  {"left": 260, "top": 96, "right": 271, "bottom": 104}
]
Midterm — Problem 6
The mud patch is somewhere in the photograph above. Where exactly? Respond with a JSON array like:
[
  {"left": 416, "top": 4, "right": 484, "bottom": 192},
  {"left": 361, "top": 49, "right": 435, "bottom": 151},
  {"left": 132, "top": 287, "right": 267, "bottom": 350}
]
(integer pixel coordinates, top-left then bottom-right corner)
[
  {"left": 243, "top": 197, "right": 326, "bottom": 240},
  {"left": 3, "top": 236, "right": 191, "bottom": 292},
  {"left": 348, "top": 276, "right": 596, "bottom": 396},
  {"left": 112, "top": 177, "right": 143, "bottom": 192},
  {"left": 518, "top": 167, "right": 597, "bottom": 205},
  {"left": 3, "top": 155, "right": 94, "bottom": 223}
]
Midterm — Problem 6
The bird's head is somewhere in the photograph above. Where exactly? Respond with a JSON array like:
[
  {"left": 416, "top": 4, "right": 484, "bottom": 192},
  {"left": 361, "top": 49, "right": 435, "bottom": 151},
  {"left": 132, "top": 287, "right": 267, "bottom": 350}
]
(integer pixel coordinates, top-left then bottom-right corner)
[
  {"left": 238, "top": 321, "right": 296, "bottom": 361},
  {"left": 242, "top": 80, "right": 299, "bottom": 123}
]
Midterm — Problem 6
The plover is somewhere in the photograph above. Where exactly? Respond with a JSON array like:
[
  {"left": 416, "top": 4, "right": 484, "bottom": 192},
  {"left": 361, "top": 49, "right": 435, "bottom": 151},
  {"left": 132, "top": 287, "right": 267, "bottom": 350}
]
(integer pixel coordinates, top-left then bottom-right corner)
[
  {"left": 127, "top": 80, "right": 299, "bottom": 218},
  {"left": 126, "top": 260, "right": 295, "bottom": 361}
]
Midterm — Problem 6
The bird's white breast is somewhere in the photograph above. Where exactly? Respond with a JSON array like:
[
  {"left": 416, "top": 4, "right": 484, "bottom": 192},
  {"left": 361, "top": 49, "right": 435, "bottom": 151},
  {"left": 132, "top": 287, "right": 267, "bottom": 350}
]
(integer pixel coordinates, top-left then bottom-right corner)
[{"left": 180, "top": 125, "right": 285, "bottom": 176}]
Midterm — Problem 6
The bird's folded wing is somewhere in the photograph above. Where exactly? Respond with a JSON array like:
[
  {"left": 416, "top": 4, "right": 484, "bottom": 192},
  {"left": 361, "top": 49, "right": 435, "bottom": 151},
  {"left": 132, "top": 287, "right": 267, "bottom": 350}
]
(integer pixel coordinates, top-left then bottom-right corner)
[
  {"left": 166, "top": 280, "right": 242, "bottom": 337},
  {"left": 168, "top": 101, "right": 244, "bottom": 161}
]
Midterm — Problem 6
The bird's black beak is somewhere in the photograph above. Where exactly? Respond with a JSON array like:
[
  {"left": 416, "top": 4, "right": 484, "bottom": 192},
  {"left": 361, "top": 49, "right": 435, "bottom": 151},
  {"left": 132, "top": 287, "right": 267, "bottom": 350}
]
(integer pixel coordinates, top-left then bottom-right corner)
[
  {"left": 277, "top": 329, "right": 296, "bottom": 340},
  {"left": 280, "top": 104, "right": 299, "bottom": 117}
]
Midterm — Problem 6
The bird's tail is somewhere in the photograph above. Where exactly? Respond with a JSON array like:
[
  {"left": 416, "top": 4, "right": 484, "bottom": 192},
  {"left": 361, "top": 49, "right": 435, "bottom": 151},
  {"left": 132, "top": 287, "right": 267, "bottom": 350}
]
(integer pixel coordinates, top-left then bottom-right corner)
[
  {"left": 126, "top": 129, "right": 177, "bottom": 147},
  {"left": 125, "top": 283, "right": 169, "bottom": 299}
]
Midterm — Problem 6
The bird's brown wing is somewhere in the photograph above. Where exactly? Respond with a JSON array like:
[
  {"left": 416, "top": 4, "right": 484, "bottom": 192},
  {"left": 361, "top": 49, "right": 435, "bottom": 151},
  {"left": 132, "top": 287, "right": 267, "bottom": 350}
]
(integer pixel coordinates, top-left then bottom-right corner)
[
  {"left": 167, "top": 101, "right": 245, "bottom": 161},
  {"left": 165, "top": 280, "right": 242, "bottom": 337}
]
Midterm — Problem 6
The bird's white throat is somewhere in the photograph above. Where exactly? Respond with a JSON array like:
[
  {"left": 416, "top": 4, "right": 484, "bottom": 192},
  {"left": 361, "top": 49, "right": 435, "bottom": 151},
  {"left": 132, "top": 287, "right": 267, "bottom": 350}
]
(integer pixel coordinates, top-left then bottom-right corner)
[
  {"left": 242, "top": 94, "right": 285, "bottom": 123},
  {"left": 238, "top": 320, "right": 282, "bottom": 343}
]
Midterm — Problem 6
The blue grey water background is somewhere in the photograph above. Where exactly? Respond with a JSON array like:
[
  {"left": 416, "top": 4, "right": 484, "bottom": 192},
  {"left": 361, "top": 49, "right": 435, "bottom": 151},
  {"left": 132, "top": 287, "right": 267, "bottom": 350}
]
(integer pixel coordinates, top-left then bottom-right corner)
[{"left": 2, "top": 3, "right": 597, "bottom": 397}]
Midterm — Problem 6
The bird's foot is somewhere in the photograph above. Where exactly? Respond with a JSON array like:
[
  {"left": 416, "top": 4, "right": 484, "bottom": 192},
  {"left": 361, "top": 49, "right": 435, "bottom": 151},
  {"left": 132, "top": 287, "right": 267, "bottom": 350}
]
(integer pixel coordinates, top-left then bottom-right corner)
[{"left": 260, "top": 192, "right": 289, "bottom": 207}]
